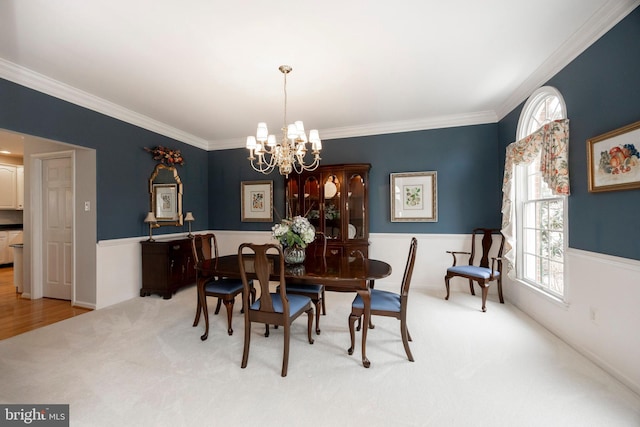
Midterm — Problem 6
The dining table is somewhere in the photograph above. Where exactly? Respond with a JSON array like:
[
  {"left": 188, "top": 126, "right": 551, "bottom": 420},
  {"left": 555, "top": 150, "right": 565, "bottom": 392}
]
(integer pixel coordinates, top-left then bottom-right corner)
[{"left": 196, "top": 253, "right": 392, "bottom": 368}]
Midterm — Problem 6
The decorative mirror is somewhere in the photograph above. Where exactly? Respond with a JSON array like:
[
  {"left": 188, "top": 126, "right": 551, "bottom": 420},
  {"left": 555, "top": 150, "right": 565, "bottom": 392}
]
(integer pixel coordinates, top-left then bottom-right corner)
[{"left": 149, "top": 164, "right": 183, "bottom": 226}]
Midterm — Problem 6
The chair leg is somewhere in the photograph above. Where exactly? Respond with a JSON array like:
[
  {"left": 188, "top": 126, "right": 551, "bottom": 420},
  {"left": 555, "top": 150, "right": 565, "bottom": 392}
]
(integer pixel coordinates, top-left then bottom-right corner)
[
  {"left": 400, "top": 319, "right": 414, "bottom": 362},
  {"left": 314, "top": 300, "right": 322, "bottom": 335},
  {"left": 321, "top": 289, "right": 327, "bottom": 315},
  {"left": 497, "top": 277, "right": 504, "bottom": 303},
  {"left": 481, "top": 286, "right": 488, "bottom": 312},
  {"left": 223, "top": 299, "right": 235, "bottom": 336},
  {"left": 347, "top": 313, "right": 359, "bottom": 355},
  {"left": 198, "top": 281, "right": 210, "bottom": 341},
  {"left": 264, "top": 324, "right": 270, "bottom": 337},
  {"left": 193, "top": 293, "right": 202, "bottom": 327},
  {"left": 468, "top": 279, "right": 475, "bottom": 295},
  {"left": 282, "top": 323, "right": 290, "bottom": 377},
  {"left": 241, "top": 314, "right": 251, "bottom": 369},
  {"left": 306, "top": 307, "right": 315, "bottom": 344},
  {"left": 444, "top": 276, "right": 451, "bottom": 300},
  {"left": 214, "top": 298, "right": 222, "bottom": 315}
]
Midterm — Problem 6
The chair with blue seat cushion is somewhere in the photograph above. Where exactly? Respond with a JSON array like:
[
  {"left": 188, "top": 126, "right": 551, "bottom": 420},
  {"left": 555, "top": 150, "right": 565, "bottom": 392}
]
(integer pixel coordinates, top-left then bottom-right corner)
[
  {"left": 279, "top": 231, "right": 327, "bottom": 334},
  {"left": 238, "top": 243, "right": 314, "bottom": 377},
  {"left": 348, "top": 237, "right": 417, "bottom": 362},
  {"left": 192, "top": 234, "right": 254, "bottom": 340},
  {"left": 444, "top": 228, "right": 505, "bottom": 312}
]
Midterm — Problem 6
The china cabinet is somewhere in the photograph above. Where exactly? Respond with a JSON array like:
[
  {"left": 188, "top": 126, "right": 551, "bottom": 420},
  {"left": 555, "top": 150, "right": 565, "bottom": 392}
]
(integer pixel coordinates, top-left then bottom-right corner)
[{"left": 286, "top": 164, "right": 371, "bottom": 257}]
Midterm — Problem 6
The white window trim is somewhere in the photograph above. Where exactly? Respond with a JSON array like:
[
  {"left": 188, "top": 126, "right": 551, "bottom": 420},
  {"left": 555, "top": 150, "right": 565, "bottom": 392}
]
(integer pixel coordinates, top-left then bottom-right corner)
[{"left": 513, "top": 86, "right": 569, "bottom": 303}]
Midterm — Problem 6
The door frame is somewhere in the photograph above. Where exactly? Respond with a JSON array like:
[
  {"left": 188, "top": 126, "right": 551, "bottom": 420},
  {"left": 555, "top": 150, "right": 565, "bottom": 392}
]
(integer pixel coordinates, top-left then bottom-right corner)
[{"left": 30, "top": 150, "right": 76, "bottom": 302}]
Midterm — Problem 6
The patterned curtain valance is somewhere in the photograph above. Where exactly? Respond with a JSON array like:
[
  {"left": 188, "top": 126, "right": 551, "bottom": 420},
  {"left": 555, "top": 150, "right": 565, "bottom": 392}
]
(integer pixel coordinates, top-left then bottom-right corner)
[{"left": 501, "top": 119, "right": 570, "bottom": 270}]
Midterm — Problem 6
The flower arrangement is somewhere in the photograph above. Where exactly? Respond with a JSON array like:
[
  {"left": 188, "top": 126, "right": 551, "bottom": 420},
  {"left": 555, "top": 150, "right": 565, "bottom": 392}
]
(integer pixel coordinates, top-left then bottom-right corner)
[
  {"left": 272, "top": 215, "right": 316, "bottom": 248},
  {"left": 145, "top": 146, "right": 185, "bottom": 166}
]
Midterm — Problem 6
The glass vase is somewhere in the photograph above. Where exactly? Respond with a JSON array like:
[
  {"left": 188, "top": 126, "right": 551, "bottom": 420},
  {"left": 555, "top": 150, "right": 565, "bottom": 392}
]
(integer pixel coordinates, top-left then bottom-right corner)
[{"left": 283, "top": 245, "right": 306, "bottom": 265}]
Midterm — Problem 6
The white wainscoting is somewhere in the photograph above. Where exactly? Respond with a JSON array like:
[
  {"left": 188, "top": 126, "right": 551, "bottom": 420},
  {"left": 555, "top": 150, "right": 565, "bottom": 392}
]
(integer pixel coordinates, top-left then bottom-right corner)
[
  {"left": 504, "top": 248, "right": 640, "bottom": 396},
  {"left": 95, "top": 231, "right": 639, "bottom": 395}
]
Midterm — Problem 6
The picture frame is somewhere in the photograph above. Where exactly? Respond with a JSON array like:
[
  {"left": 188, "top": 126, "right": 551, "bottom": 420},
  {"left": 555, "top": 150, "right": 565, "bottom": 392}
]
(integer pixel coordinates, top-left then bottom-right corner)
[
  {"left": 587, "top": 120, "right": 640, "bottom": 192},
  {"left": 390, "top": 171, "right": 437, "bottom": 222},
  {"left": 152, "top": 184, "right": 179, "bottom": 220},
  {"left": 241, "top": 180, "right": 273, "bottom": 222}
]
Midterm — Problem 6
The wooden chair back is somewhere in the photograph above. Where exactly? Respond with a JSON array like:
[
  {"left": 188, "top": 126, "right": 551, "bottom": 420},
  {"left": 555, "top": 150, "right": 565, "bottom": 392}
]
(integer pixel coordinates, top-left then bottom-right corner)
[
  {"left": 469, "top": 228, "right": 505, "bottom": 269},
  {"left": 238, "top": 243, "right": 288, "bottom": 317},
  {"left": 400, "top": 237, "right": 418, "bottom": 299},
  {"left": 192, "top": 233, "right": 218, "bottom": 264}
]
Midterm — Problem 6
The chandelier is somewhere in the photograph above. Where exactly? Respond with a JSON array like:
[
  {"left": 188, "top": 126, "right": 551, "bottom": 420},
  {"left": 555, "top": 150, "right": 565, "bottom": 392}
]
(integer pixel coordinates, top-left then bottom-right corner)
[{"left": 246, "top": 65, "right": 322, "bottom": 177}]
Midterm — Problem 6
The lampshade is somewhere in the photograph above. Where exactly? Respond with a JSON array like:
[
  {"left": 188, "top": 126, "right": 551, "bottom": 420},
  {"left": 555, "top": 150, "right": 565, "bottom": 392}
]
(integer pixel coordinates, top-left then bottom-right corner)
[
  {"left": 144, "top": 212, "right": 157, "bottom": 223},
  {"left": 185, "top": 212, "right": 195, "bottom": 222}
]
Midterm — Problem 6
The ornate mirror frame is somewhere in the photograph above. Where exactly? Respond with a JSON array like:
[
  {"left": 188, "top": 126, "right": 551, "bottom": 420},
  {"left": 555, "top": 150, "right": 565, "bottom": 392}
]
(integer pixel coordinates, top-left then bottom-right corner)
[{"left": 149, "top": 164, "right": 183, "bottom": 227}]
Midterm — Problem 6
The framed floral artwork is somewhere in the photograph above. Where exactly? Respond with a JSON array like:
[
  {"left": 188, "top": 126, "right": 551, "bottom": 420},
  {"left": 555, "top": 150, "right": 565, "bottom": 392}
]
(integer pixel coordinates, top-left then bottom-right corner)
[
  {"left": 153, "top": 184, "right": 179, "bottom": 220},
  {"left": 241, "top": 180, "right": 273, "bottom": 222},
  {"left": 390, "top": 171, "right": 437, "bottom": 222},
  {"left": 587, "top": 120, "right": 640, "bottom": 192}
]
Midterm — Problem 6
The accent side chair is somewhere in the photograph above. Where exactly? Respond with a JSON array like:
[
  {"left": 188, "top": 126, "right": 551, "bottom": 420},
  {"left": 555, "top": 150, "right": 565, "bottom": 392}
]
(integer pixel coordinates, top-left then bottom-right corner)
[
  {"left": 444, "top": 228, "right": 505, "bottom": 312},
  {"left": 238, "top": 243, "right": 315, "bottom": 377},
  {"left": 348, "top": 237, "right": 418, "bottom": 362},
  {"left": 192, "top": 234, "right": 254, "bottom": 340}
]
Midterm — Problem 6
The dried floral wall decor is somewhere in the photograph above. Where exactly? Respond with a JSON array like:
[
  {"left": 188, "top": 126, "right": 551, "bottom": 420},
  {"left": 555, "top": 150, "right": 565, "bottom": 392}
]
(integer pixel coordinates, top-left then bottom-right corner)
[{"left": 144, "top": 146, "right": 185, "bottom": 166}]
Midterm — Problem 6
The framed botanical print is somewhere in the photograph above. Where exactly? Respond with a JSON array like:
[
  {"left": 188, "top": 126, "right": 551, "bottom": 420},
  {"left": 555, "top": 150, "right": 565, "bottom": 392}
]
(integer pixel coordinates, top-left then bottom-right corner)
[
  {"left": 390, "top": 171, "right": 438, "bottom": 222},
  {"left": 241, "top": 180, "right": 273, "bottom": 222},
  {"left": 153, "top": 184, "right": 178, "bottom": 220}
]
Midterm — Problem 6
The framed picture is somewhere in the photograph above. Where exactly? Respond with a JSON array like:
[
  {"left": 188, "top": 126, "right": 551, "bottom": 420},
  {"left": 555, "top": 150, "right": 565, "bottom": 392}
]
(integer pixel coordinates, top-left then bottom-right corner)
[
  {"left": 153, "top": 184, "right": 179, "bottom": 220},
  {"left": 241, "top": 180, "right": 273, "bottom": 222},
  {"left": 390, "top": 171, "right": 437, "bottom": 222},
  {"left": 587, "top": 120, "right": 640, "bottom": 192}
]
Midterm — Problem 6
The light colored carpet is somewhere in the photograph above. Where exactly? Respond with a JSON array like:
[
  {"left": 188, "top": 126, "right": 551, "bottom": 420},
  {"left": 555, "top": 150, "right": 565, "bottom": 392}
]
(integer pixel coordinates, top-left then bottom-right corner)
[{"left": 1, "top": 286, "right": 639, "bottom": 426}]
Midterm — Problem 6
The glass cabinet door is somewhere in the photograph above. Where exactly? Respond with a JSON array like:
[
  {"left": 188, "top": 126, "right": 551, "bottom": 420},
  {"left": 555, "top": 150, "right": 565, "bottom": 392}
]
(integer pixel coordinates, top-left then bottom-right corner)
[
  {"left": 303, "top": 176, "right": 321, "bottom": 230},
  {"left": 323, "top": 173, "right": 341, "bottom": 239},
  {"left": 347, "top": 173, "right": 366, "bottom": 240},
  {"left": 286, "top": 178, "right": 299, "bottom": 219}
]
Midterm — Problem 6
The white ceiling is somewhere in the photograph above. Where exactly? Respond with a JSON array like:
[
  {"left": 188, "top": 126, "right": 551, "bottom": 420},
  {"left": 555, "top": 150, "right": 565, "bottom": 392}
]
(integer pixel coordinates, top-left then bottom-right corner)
[{"left": 0, "top": 0, "right": 638, "bottom": 155}]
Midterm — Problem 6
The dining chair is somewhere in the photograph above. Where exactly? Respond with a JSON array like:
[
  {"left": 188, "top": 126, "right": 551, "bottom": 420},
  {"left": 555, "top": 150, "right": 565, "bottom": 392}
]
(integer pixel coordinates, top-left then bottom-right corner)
[
  {"left": 192, "top": 234, "right": 254, "bottom": 340},
  {"left": 348, "top": 237, "right": 418, "bottom": 362},
  {"left": 238, "top": 243, "right": 314, "bottom": 377},
  {"left": 444, "top": 228, "right": 505, "bottom": 312},
  {"left": 279, "top": 231, "right": 327, "bottom": 334}
]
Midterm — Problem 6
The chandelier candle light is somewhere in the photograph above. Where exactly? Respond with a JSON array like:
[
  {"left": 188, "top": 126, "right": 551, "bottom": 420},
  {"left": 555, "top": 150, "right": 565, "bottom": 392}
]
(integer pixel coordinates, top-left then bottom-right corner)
[{"left": 246, "top": 65, "right": 322, "bottom": 177}]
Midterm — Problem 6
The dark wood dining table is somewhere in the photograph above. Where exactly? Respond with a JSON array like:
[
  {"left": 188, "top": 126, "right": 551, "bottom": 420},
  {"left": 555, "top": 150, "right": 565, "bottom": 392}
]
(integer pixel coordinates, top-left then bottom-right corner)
[{"left": 196, "top": 253, "right": 392, "bottom": 368}]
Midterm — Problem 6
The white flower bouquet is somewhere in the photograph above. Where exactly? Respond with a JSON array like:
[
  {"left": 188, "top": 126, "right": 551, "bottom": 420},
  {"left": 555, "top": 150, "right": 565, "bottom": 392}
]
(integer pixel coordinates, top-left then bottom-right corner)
[{"left": 272, "top": 215, "right": 316, "bottom": 248}]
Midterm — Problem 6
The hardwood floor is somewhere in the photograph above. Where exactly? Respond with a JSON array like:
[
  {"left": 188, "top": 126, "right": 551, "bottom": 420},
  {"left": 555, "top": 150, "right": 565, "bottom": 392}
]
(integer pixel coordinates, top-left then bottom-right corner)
[{"left": 0, "top": 266, "right": 92, "bottom": 340}]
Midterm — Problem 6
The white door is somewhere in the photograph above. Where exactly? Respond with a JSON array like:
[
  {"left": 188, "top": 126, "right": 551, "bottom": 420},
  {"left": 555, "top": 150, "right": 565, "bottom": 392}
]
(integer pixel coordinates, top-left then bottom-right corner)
[{"left": 42, "top": 157, "right": 73, "bottom": 300}]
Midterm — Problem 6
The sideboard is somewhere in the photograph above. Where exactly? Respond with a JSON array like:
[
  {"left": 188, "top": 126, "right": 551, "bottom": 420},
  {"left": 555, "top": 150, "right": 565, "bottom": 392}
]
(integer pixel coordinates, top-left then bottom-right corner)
[{"left": 140, "top": 237, "right": 196, "bottom": 299}]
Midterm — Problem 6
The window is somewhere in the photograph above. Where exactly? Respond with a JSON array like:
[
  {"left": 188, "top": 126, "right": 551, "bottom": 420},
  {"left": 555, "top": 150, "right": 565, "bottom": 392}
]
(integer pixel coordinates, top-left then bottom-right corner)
[{"left": 515, "top": 87, "right": 567, "bottom": 299}]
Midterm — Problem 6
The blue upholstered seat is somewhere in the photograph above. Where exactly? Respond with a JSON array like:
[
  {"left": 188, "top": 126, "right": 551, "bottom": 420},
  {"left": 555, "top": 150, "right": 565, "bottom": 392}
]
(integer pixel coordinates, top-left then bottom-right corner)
[
  {"left": 446, "top": 265, "right": 500, "bottom": 280},
  {"left": 204, "top": 278, "right": 244, "bottom": 294},
  {"left": 352, "top": 289, "right": 401, "bottom": 312},
  {"left": 251, "top": 293, "right": 312, "bottom": 315}
]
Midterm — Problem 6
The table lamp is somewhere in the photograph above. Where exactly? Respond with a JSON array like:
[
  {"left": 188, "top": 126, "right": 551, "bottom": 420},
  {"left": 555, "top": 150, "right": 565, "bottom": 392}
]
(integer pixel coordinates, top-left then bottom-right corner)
[
  {"left": 185, "top": 212, "right": 195, "bottom": 238},
  {"left": 144, "top": 212, "right": 157, "bottom": 241}
]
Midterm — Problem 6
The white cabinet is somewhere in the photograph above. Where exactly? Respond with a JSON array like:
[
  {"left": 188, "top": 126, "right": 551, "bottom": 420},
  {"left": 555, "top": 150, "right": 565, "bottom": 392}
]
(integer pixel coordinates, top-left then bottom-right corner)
[
  {"left": 16, "top": 166, "right": 24, "bottom": 210},
  {"left": 0, "top": 230, "right": 21, "bottom": 265},
  {"left": 0, "top": 231, "right": 9, "bottom": 264},
  {"left": 0, "top": 165, "right": 17, "bottom": 209},
  {"left": 0, "top": 164, "right": 24, "bottom": 210}
]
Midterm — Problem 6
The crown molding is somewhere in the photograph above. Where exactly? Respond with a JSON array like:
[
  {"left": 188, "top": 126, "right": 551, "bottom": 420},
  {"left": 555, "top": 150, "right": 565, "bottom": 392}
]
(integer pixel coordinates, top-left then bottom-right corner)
[
  {"left": 207, "top": 110, "right": 499, "bottom": 151},
  {"left": 495, "top": 0, "right": 640, "bottom": 120},
  {"left": 0, "top": 58, "right": 210, "bottom": 150}
]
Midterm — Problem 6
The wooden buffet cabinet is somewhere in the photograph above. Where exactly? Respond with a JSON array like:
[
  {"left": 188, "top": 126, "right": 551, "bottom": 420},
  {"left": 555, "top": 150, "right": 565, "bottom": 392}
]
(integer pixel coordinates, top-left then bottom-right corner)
[
  {"left": 140, "top": 238, "right": 196, "bottom": 299},
  {"left": 286, "top": 164, "right": 371, "bottom": 257}
]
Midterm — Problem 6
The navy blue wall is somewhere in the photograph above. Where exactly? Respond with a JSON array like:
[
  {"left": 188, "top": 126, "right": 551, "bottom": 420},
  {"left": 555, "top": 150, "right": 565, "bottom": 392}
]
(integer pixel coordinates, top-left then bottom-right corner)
[
  {"left": 209, "top": 123, "right": 502, "bottom": 234},
  {"left": 498, "top": 6, "right": 640, "bottom": 261},
  {"left": 0, "top": 79, "right": 210, "bottom": 240}
]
